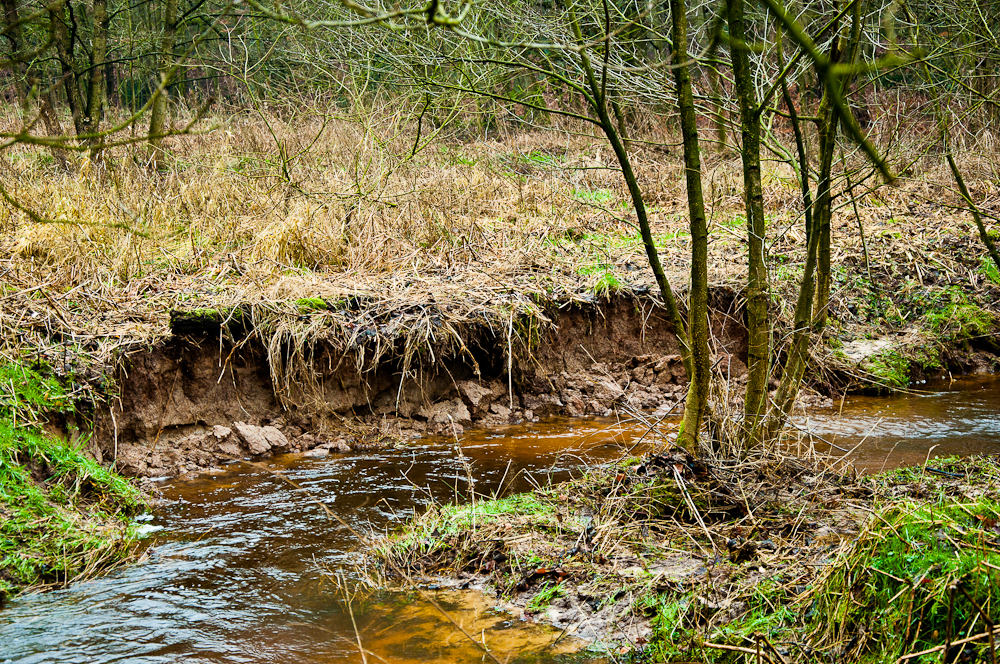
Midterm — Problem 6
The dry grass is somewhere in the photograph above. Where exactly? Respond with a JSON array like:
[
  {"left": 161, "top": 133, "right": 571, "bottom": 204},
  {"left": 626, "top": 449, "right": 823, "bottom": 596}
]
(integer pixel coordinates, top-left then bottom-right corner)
[{"left": 0, "top": 99, "right": 997, "bottom": 399}]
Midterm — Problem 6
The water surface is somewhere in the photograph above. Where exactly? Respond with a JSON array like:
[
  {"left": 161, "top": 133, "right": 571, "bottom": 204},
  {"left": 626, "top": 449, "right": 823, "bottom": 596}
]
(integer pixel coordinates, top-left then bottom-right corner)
[{"left": 2, "top": 377, "right": 999, "bottom": 662}]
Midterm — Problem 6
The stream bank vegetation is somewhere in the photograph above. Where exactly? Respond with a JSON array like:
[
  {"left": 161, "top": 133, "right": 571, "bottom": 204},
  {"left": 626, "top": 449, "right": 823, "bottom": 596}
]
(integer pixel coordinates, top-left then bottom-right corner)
[
  {"left": 0, "top": 0, "right": 997, "bottom": 652},
  {"left": 0, "top": 361, "right": 145, "bottom": 604},
  {"left": 370, "top": 440, "right": 1000, "bottom": 662}
]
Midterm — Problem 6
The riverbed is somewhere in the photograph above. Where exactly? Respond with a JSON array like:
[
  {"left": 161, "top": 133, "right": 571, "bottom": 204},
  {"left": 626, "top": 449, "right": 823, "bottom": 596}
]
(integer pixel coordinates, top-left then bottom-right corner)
[{"left": 2, "top": 377, "right": 998, "bottom": 663}]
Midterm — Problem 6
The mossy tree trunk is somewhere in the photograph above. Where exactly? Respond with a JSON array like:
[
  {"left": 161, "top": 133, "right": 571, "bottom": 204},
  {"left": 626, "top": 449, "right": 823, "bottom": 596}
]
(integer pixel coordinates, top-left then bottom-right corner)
[
  {"left": 727, "top": 0, "right": 769, "bottom": 449},
  {"left": 668, "top": 0, "right": 711, "bottom": 453}
]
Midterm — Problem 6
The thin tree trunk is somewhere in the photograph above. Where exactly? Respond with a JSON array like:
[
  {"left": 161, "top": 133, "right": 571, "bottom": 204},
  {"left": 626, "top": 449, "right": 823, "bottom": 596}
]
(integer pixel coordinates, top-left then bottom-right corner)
[
  {"left": 84, "top": 0, "right": 108, "bottom": 156},
  {"left": 812, "top": 0, "right": 861, "bottom": 329},
  {"left": 728, "top": 0, "right": 769, "bottom": 449},
  {"left": 765, "top": 72, "right": 820, "bottom": 439},
  {"left": 148, "top": 0, "right": 179, "bottom": 168},
  {"left": 669, "top": 0, "right": 711, "bottom": 452},
  {"left": 51, "top": 3, "right": 85, "bottom": 137},
  {"left": 947, "top": 152, "right": 1000, "bottom": 276},
  {"left": 568, "top": 8, "right": 702, "bottom": 452},
  {"left": 1, "top": 0, "right": 28, "bottom": 115}
]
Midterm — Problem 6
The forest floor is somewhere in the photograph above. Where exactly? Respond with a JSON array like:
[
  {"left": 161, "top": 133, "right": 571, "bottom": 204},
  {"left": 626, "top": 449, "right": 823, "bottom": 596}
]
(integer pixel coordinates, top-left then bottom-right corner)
[{"left": 1, "top": 108, "right": 999, "bottom": 601}]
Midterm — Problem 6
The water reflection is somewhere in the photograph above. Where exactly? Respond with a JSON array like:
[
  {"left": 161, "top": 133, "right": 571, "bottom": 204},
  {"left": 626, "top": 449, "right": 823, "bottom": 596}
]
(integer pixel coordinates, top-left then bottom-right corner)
[{"left": 799, "top": 376, "right": 1000, "bottom": 471}]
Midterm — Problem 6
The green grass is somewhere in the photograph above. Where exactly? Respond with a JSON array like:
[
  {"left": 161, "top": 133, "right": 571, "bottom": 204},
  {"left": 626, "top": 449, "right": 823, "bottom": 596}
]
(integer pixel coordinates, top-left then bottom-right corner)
[
  {"left": 0, "top": 362, "right": 145, "bottom": 602},
  {"left": 571, "top": 187, "right": 614, "bottom": 204},
  {"left": 979, "top": 257, "right": 1000, "bottom": 286},
  {"left": 526, "top": 581, "right": 566, "bottom": 612},
  {"left": 808, "top": 497, "right": 1000, "bottom": 662}
]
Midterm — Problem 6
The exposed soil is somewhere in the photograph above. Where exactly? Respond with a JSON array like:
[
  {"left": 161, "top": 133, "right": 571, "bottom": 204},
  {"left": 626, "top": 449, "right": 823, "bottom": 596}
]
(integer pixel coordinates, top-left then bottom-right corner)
[
  {"left": 91, "top": 292, "right": 747, "bottom": 477},
  {"left": 86, "top": 285, "right": 1000, "bottom": 479}
]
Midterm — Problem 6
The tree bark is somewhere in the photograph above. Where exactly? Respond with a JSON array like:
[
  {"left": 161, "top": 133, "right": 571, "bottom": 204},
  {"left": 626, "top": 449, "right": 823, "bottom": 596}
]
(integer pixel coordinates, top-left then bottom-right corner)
[
  {"left": 148, "top": 0, "right": 179, "bottom": 168},
  {"left": 668, "top": 0, "right": 711, "bottom": 453},
  {"left": 728, "top": 0, "right": 769, "bottom": 449}
]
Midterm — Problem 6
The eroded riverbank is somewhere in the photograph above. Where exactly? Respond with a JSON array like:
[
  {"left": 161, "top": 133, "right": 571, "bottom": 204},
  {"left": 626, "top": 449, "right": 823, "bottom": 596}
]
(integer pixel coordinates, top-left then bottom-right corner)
[{"left": 3, "top": 380, "right": 1000, "bottom": 662}]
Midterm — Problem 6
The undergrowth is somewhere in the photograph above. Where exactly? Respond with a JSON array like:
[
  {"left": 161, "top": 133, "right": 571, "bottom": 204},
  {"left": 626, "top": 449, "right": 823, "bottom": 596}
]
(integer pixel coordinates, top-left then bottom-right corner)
[{"left": 0, "top": 361, "right": 145, "bottom": 603}]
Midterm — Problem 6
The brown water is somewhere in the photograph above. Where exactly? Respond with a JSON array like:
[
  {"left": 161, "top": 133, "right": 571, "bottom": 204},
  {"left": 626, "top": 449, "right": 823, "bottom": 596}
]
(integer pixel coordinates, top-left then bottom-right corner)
[
  {"left": 0, "top": 420, "right": 633, "bottom": 664},
  {"left": 798, "top": 376, "right": 1000, "bottom": 471},
  {"left": 1, "top": 378, "right": 998, "bottom": 663}
]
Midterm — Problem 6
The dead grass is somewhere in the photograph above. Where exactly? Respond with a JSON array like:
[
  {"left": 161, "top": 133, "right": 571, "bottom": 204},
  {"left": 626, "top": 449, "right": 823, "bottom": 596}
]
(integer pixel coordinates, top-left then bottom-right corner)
[{"left": 0, "top": 99, "right": 997, "bottom": 409}]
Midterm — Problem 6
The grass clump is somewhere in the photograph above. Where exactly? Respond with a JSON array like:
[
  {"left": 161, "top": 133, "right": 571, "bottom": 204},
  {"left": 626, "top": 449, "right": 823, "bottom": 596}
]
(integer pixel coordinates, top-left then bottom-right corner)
[
  {"left": 922, "top": 287, "right": 996, "bottom": 342},
  {"left": 526, "top": 581, "right": 566, "bottom": 613},
  {"left": 0, "top": 361, "right": 145, "bottom": 602},
  {"left": 807, "top": 497, "right": 1000, "bottom": 662}
]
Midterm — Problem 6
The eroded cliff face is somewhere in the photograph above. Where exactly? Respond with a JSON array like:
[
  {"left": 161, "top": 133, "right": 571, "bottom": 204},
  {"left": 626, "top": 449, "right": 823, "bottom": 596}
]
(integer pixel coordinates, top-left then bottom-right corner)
[{"left": 92, "top": 293, "right": 748, "bottom": 478}]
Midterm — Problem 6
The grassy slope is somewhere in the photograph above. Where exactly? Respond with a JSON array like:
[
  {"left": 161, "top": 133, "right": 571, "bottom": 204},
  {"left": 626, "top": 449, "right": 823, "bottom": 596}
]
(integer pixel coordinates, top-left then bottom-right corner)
[
  {"left": 0, "top": 108, "right": 997, "bottom": 399},
  {"left": 0, "top": 363, "right": 145, "bottom": 602}
]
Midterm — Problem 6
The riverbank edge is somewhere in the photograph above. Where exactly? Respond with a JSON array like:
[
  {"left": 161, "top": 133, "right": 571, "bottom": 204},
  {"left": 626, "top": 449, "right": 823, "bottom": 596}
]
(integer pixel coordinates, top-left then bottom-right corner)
[
  {"left": 0, "top": 363, "right": 147, "bottom": 604},
  {"left": 368, "top": 452, "right": 1000, "bottom": 663},
  {"left": 2, "top": 285, "right": 997, "bottom": 603},
  {"left": 88, "top": 285, "right": 1000, "bottom": 478}
]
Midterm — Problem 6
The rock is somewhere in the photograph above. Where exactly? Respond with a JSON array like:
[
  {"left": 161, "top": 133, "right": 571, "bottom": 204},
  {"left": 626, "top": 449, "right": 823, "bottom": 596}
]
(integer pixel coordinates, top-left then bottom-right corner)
[
  {"left": 233, "top": 421, "right": 273, "bottom": 455},
  {"left": 594, "top": 379, "right": 625, "bottom": 402},
  {"left": 212, "top": 425, "right": 233, "bottom": 440},
  {"left": 489, "top": 402, "right": 511, "bottom": 418},
  {"left": 218, "top": 441, "right": 243, "bottom": 458},
  {"left": 304, "top": 447, "right": 330, "bottom": 458},
  {"left": 522, "top": 393, "right": 563, "bottom": 416},
  {"left": 260, "top": 426, "right": 291, "bottom": 453},
  {"left": 457, "top": 380, "right": 494, "bottom": 415},
  {"left": 417, "top": 399, "right": 472, "bottom": 425}
]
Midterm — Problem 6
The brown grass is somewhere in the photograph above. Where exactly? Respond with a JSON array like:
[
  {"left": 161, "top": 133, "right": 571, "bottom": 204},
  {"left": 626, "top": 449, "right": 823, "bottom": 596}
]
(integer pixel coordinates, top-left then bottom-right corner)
[{"left": 0, "top": 99, "right": 997, "bottom": 398}]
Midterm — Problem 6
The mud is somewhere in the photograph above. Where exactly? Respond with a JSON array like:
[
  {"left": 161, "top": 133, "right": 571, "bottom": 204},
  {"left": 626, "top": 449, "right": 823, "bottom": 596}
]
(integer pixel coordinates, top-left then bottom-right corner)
[
  {"left": 92, "top": 294, "right": 746, "bottom": 478},
  {"left": 89, "top": 287, "right": 995, "bottom": 479}
]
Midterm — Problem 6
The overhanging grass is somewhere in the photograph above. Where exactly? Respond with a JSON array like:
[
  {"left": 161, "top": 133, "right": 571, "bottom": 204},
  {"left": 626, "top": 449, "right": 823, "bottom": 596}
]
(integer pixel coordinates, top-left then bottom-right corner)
[{"left": 808, "top": 497, "right": 1000, "bottom": 662}]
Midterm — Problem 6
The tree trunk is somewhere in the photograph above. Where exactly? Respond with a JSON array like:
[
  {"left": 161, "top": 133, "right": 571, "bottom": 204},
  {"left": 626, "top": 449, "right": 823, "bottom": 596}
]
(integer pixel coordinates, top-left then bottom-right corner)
[
  {"left": 727, "top": 0, "right": 769, "bottom": 449},
  {"left": 149, "top": 0, "right": 179, "bottom": 168},
  {"left": 50, "top": 3, "right": 86, "bottom": 137},
  {"left": 84, "top": 0, "right": 108, "bottom": 156},
  {"left": 669, "top": 0, "right": 711, "bottom": 452}
]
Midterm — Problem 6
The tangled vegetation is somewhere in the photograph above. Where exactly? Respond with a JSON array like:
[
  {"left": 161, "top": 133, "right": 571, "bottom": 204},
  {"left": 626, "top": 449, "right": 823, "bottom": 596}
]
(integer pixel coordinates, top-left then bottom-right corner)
[{"left": 371, "top": 451, "right": 1000, "bottom": 662}]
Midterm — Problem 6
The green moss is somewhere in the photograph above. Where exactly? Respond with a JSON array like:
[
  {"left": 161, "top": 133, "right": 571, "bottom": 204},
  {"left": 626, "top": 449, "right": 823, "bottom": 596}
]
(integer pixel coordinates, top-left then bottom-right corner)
[
  {"left": 295, "top": 297, "right": 329, "bottom": 312},
  {"left": 861, "top": 349, "right": 911, "bottom": 390},
  {"left": 0, "top": 362, "right": 145, "bottom": 602},
  {"left": 920, "top": 287, "right": 996, "bottom": 342},
  {"left": 638, "top": 576, "right": 797, "bottom": 662}
]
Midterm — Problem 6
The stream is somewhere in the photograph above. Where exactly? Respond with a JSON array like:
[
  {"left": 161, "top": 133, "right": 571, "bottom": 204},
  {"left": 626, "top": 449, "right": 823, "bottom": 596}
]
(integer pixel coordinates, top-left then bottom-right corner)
[{"left": 2, "top": 377, "right": 998, "bottom": 663}]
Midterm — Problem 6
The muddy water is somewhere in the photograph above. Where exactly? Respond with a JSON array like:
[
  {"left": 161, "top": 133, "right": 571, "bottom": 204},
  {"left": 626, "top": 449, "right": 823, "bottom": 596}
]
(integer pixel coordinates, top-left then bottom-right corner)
[
  {"left": 0, "top": 420, "right": 633, "bottom": 664},
  {"left": 801, "top": 376, "right": 1000, "bottom": 471},
  {"left": 2, "top": 378, "right": 999, "bottom": 663}
]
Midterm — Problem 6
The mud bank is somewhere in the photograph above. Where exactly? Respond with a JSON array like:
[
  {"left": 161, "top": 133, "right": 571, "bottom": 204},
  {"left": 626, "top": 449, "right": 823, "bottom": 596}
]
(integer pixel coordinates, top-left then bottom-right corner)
[
  {"left": 88, "top": 286, "right": 1000, "bottom": 479},
  {"left": 94, "top": 293, "right": 746, "bottom": 477}
]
